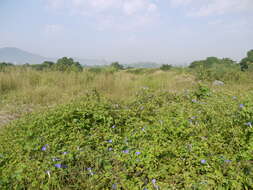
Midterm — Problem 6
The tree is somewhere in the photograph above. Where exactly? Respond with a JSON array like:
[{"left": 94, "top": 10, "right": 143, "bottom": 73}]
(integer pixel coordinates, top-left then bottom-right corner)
[
  {"left": 160, "top": 64, "right": 172, "bottom": 71},
  {"left": 110, "top": 62, "right": 124, "bottom": 70},
  {"left": 55, "top": 57, "right": 83, "bottom": 72},
  {"left": 189, "top": 61, "right": 204, "bottom": 68},
  {"left": 42, "top": 61, "right": 54, "bottom": 68},
  {"left": 0, "top": 62, "right": 14, "bottom": 71},
  {"left": 240, "top": 50, "right": 253, "bottom": 71}
]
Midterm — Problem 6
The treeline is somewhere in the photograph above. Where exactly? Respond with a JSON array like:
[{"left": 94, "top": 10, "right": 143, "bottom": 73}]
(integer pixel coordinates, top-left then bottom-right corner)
[
  {"left": 189, "top": 50, "right": 253, "bottom": 71},
  {"left": 1, "top": 50, "right": 252, "bottom": 73},
  {"left": 0, "top": 57, "right": 83, "bottom": 72}
]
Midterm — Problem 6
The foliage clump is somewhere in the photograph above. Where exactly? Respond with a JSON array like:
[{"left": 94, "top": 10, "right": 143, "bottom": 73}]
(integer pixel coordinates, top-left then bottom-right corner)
[
  {"left": 0, "top": 90, "right": 253, "bottom": 189},
  {"left": 160, "top": 64, "right": 172, "bottom": 71},
  {"left": 22, "top": 57, "right": 83, "bottom": 72},
  {"left": 240, "top": 50, "right": 253, "bottom": 71}
]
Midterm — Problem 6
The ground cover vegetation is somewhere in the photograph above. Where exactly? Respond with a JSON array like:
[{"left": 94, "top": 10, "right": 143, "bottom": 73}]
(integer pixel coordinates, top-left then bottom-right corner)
[{"left": 0, "top": 50, "right": 253, "bottom": 189}]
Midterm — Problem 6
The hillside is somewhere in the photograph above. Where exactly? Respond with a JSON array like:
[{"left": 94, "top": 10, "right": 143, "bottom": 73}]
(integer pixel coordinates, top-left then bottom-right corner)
[{"left": 0, "top": 47, "right": 108, "bottom": 66}]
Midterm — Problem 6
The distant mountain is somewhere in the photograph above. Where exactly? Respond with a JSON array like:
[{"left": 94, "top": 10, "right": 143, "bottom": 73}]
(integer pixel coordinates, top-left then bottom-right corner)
[
  {"left": 0, "top": 47, "right": 49, "bottom": 64},
  {"left": 74, "top": 58, "right": 109, "bottom": 66},
  {"left": 124, "top": 62, "right": 161, "bottom": 68},
  {"left": 0, "top": 47, "right": 108, "bottom": 66}
]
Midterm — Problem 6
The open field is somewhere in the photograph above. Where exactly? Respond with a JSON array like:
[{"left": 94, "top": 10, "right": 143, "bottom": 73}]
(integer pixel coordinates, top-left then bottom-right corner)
[
  {"left": 0, "top": 65, "right": 253, "bottom": 189},
  {"left": 0, "top": 68, "right": 197, "bottom": 127}
]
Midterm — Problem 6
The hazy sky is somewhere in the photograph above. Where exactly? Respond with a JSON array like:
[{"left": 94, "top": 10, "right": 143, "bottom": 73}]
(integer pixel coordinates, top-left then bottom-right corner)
[{"left": 0, "top": 0, "right": 253, "bottom": 64}]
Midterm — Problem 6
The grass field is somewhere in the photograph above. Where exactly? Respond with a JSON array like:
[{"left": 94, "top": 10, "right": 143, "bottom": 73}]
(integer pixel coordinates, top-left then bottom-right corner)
[
  {"left": 0, "top": 66, "right": 253, "bottom": 189},
  {"left": 0, "top": 68, "right": 196, "bottom": 127}
]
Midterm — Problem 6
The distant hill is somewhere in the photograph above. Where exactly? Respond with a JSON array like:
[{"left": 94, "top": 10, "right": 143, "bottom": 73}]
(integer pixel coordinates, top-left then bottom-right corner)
[
  {"left": 0, "top": 47, "right": 49, "bottom": 64},
  {"left": 0, "top": 47, "right": 108, "bottom": 66},
  {"left": 124, "top": 62, "right": 161, "bottom": 68}
]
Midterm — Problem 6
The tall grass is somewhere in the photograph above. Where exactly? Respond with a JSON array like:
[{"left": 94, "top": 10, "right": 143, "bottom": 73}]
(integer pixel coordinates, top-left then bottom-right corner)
[{"left": 0, "top": 68, "right": 197, "bottom": 126}]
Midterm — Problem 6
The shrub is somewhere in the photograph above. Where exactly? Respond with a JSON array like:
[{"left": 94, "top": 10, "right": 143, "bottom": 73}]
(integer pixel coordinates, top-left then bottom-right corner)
[
  {"left": 1, "top": 90, "right": 253, "bottom": 189},
  {"left": 160, "top": 64, "right": 172, "bottom": 71}
]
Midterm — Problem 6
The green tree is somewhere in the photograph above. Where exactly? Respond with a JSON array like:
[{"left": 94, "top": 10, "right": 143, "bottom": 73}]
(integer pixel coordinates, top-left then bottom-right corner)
[
  {"left": 0, "top": 62, "right": 13, "bottom": 71},
  {"left": 110, "top": 62, "right": 124, "bottom": 70},
  {"left": 240, "top": 50, "right": 253, "bottom": 71},
  {"left": 55, "top": 57, "right": 83, "bottom": 72},
  {"left": 189, "top": 61, "right": 204, "bottom": 68},
  {"left": 160, "top": 64, "right": 172, "bottom": 71}
]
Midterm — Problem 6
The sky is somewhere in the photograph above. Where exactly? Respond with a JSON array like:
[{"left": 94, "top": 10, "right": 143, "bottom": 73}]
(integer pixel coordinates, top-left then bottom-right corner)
[{"left": 0, "top": 0, "right": 253, "bottom": 64}]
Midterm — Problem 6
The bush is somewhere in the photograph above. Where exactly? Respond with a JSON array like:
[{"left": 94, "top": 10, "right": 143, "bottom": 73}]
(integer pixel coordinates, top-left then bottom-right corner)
[
  {"left": 54, "top": 57, "right": 83, "bottom": 72},
  {"left": 110, "top": 62, "right": 124, "bottom": 70},
  {"left": 160, "top": 64, "right": 172, "bottom": 71},
  {"left": 0, "top": 62, "right": 14, "bottom": 72},
  {"left": 1, "top": 90, "right": 253, "bottom": 189}
]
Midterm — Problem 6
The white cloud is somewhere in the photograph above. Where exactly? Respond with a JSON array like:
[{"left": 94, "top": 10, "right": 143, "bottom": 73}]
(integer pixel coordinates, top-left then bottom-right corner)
[
  {"left": 123, "top": 0, "right": 157, "bottom": 15},
  {"left": 170, "top": 0, "right": 253, "bottom": 17},
  {"left": 45, "top": 0, "right": 159, "bottom": 30}
]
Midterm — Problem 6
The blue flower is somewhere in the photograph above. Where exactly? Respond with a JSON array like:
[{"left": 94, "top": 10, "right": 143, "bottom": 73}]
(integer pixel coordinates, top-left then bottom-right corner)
[
  {"left": 63, "top": 152, "right": 68, "bottom": 155},
  {"left": 54, "top": 163, "right": 67, "bottom": 169},
  {"left": 108, "top": 139, "right": 113, "bottom": 143},
  {"left": 191, "top": 116, "right": 196, "bottom": 120},
  {"left": 108, "top": 148, "right": 113, "bottom": 151},
  {"left": 112, "top": 125, "right": 116, "bottom": 129},
  {"left": 224, "top": 160, "right": 232, "bottom": 163},
  {"left": 192, "top": 99, "right": 197, "bottom": 103},
  {"left": 41, "top": 144, "right": 48, "bottom": 151},
  {"left": 54, "top": 164, "right": 62, "bottom": 168},
  {"left": 152, "top": 179, "right": 156, "bottom": 184},
  {"left": 143, "top": 188, "right": 148, "bottom": 190},
  {"left": 239, "top": 104, "right": 244, "bottom": 108},
  {"left": 136, "top": 151, "right": 141, "bottom": 155},
  {"left": 112, "top": 183, "right": 117, "bottom": 190},
  {"left": 245, "top": 122, "right": 252, "bottom": 127},
  {"left": 201, "top": 159, "right": 206, "bottom": 164},
  {"left": 123, "top": 150, "right": 129, "bottom": 154}
]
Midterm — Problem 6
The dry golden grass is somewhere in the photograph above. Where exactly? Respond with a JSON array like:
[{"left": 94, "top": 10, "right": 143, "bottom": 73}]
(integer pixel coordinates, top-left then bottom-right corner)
[
  {"left": 0, "top": 68, "right": 198, "bottom": 126},
  {"left": 1, "top": 67, "right": 253, "bottom": 127}
]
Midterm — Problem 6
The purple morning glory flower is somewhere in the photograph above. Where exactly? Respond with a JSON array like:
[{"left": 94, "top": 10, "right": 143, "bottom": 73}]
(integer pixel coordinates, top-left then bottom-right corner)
[
  {"left": 41, "top": 144, "right": 48, "bottom": 151},
  {"left": 192, "top": 99, "right": 197, "bottom": 103},
  {"left": 122, "top": 150, "right": 129, "bottom": 154},
  {"left": 112, "top": 183, "right": 117, "bottom": 190},
  {"left": 201, "top": 159, "right": 207, "bottom": 164},
  {"left": 136, "top": 151, "right": 141, "bottom": 155},
  {"left": 245, "top": 122, "right": 252, "bottom": 127},
  {"left": 55, "top": 164, "right": 67, "bottom": 169},
  {"left": 108, "top": 139, "right": 113, "bottom": 143},
  {"left": 54, "top": 164, "right": 62, "bottom": 168},
  {"left": 191, "top": 116, "right": 196, "bottom": 120},
  {"left": 239, "top": 104, "right": 244, "bottom": 108}
]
